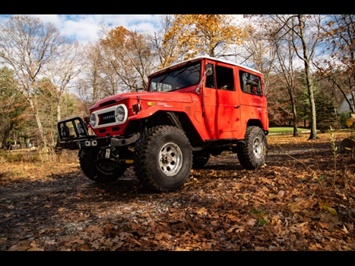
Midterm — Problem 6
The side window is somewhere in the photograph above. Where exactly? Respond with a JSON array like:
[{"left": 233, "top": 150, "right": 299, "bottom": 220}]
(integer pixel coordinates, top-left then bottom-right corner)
[
  {"left": 216, "top": 65, "right": 234, "bottom": 91},
  {"left": 240, "top": 71, "right": 262, "bottom": 96}
]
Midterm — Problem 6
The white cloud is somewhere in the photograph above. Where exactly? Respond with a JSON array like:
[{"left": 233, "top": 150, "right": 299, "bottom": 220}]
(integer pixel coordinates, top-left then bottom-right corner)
[
  {"left": 0, "top": 14, "right": 250, "bottom": 46},
  {"left": 0, "top": 14, "right": 164, "bottom": 45}
]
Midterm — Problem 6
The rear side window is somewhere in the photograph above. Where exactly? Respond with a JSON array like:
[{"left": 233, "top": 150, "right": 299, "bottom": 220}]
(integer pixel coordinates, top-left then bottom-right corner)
[{"left": 240, "top": 71, "right": 262, "bottom": 96}]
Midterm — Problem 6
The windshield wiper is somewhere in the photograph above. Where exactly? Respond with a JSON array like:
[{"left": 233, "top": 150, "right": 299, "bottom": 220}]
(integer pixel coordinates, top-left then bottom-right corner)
[
  {"left": 158, "top": 73, "right": 169, "bottom": 83},
  {"left": 172, "top": 67, "right": 187, "bottom": 77}
]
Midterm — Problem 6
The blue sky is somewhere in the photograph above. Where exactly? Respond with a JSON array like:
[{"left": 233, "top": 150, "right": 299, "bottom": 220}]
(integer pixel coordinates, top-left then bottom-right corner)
[{"left": 0, "top": 15, "right": 164, "bottom": 44}]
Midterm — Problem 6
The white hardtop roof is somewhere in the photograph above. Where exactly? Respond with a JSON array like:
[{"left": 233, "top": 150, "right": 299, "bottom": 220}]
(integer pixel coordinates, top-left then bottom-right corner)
[{"left": 151, "top": 55, "right": 262, "bottom": 76}]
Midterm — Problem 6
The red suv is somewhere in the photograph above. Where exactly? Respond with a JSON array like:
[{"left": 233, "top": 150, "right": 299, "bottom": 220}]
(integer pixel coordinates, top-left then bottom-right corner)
[{"left": 58, "top": 56, "right": 269, "bottom": 192}]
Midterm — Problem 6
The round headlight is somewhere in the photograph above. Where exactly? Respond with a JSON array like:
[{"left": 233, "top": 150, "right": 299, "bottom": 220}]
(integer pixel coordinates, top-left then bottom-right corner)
[
  {"left": 115, "top": 106, "right": 126, "bottom": 122},
  {"left": 89, "top": 113, "right": 97, "bottom": 127}
]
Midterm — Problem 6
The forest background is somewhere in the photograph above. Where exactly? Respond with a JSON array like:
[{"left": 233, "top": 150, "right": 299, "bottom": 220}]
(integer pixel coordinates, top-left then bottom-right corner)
[{"left": 0, "top": 14, "right": 354, "bottom": 151}]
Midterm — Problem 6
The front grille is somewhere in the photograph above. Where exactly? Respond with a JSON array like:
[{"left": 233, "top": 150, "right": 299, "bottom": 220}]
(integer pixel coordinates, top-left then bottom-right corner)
[{"left": 99, "top": 111, "right": 115, "bottom": 125}]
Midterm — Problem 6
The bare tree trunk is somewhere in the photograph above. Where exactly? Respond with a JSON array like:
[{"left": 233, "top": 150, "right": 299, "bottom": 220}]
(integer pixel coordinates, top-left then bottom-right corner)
[
  {"left": 290, "top": 87, "right": 299, "bottom": 136},
  {"left": 30, "top": 95, "right": 47, "bottom": 148},
  {"left": 297, "top": 15, "right": 317, "bottom": 139},
  {"left": 57, "top": 100, "right": 61, "bottom": 122}
]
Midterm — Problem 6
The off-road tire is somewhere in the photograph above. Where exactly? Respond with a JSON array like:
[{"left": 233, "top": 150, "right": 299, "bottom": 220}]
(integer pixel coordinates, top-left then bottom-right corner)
[
  {"left": 192, "top": 150, "right": 210, "bottom": 168},
  {"left": 134, "top": 125, "right": 192, "bottom": 193},
  {"left": 236, "top": 126, "right": 267, "bottom": 170},
  {"left": 79, "top": 148, "right": 126, "bottom": 182}
]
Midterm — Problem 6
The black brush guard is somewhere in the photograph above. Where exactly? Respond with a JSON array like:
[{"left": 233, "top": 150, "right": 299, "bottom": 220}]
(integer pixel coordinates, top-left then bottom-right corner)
[
  {"left": 57, "top": 116, "right": 96, "bottom": 150},
  {"left": 57, "top": 116, "right": 140, "bottom": 150}
]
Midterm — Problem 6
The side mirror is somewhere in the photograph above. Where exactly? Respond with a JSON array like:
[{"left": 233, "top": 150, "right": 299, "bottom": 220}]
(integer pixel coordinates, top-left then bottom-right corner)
[{"left": 205, "top": 64, "right": 213, "bottom": 76}]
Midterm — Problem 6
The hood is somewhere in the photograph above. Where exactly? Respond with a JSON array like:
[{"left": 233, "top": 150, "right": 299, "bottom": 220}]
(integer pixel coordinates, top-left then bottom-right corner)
[{"left": 90, "top": 90, "right": 196, "bottom": 110}]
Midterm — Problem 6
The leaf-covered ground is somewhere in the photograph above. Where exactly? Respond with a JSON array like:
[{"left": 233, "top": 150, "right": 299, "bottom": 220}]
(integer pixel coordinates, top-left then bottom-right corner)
[{"left": 0, "top": 132, "right": 354, "bottom": 251}]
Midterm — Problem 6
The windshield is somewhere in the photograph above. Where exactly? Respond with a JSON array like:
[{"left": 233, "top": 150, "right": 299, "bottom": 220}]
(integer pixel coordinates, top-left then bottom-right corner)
[{"left": 149, "top": 62, "right": 201, "bottom": 92}]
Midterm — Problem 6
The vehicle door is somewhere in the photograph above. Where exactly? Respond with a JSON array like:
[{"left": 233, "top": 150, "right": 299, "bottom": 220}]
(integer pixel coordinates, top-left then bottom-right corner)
[{"left": 202, "top": 62, "right": 242, "bottom": 139}]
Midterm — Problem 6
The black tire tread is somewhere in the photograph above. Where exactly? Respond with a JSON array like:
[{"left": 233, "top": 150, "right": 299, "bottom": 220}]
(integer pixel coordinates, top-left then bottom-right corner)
[
  {"left": 236, "top": 126, "right": 267, "bottom": 170},
  {"left": 134, "top": 125, "right": 192, "bottom": 193},
  {"left": 79, "top": 148, "right": 125, "bottom": 182}
]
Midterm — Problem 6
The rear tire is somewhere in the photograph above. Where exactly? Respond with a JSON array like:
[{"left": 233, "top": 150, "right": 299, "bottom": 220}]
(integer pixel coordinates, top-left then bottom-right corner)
[
  {"left": 134, "top": 125, "right": 192, "bottom": 193},
  {"left": 237, "top": 126, "right": 267, "bottom": 169}
]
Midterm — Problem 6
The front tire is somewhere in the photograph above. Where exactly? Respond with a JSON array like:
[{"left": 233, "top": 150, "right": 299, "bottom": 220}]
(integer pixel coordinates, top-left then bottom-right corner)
[
  {"left": 134, "top": 125, "right": 192, "bottom": 193},
  {"left": 79, "top": 148, "right": 126, "bottom": 182},
  {"left": 237, "top": 126, "right": 267, "bottom": 169}
]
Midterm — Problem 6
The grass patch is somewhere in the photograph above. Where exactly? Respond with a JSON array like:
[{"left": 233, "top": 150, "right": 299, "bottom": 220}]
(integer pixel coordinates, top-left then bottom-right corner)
[{"left": 269, "top": 127, "right": 309, "bottom": 134}]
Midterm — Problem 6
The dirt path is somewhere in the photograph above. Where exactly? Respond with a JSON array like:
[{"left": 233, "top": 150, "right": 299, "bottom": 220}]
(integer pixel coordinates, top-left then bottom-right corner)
[{"left": 0, "top": 133, "right": 354, "bottom": 251}]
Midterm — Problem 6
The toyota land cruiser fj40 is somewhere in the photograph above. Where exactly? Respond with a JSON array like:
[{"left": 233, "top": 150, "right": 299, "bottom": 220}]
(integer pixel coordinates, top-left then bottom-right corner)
[{"left": 57, "top": 56, "right": 269, "bottom": 193}]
